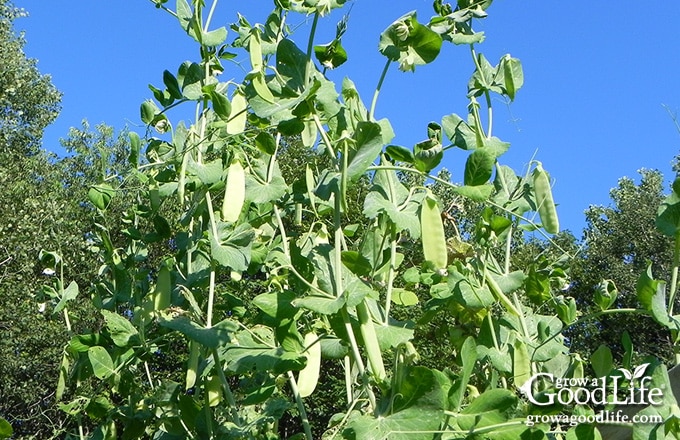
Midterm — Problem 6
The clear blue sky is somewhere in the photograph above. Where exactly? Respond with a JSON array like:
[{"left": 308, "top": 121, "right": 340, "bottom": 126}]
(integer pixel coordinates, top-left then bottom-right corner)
[{"left": 13, "top": 1, "right": 680, "bottom": 236}]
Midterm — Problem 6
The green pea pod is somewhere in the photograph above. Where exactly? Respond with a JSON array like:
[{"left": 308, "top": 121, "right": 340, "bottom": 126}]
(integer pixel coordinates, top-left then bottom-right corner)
[
  {"left": 297, "top": 332, "right": 321, "bottom": 398},
  {"left": 420, "top": 190, "right": 448, "bottom": 270},
  {"left": 532, "top": 162, "right": 559, "bottom": 234},
  {"left": 206, "top": 374, "right": 222, "bottom": 407},
  {"left": 153, "top": 265, "right": 172, "bottom": 311},
  {"left": 249, "top": 28, "right": 263, "bottom": 71},
  {"left": 226, "top": 91, "right": 247, "bottom": 135},
  {"left": 185, "top": 341, "right": 200, "bottom": 390},
  {"left": 356, "top": 301, "right": 386, "bottom": 381},
  {"left": 221, "top": 160, "right": 245, "bottom": 222},
  {"left": 512, "top": 337, "right": 531, "bottom": 388}
]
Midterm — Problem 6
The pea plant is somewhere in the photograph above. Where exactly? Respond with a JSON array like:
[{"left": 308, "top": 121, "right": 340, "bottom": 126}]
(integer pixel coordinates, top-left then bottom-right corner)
[{"left": 51, "top": 1, "right": 679, "bottom": 439}]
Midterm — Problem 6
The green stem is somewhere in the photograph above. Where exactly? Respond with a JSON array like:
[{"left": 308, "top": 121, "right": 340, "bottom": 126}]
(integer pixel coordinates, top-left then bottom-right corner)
[
  {"left": 287, "top": 371, "right": 314, "bottom": 440},
  {"left": 668, "top": 232, "right": 680, "bottom": 316},
  {"left": 383, "top": 223, "right": 398, "bottom": 325},
  {"left": 485, "top": 90, "right": 493, "bottom": 138},
  {"left": 369, "top": 59, "right": 391, "bottom": 121},
  {"left": 203, "top": 191, "right": 220, "bottom": 328},
  {"left": 343, "top": 355, "right": 353, "bottom": 404},
  {"left": 207, "top": 269, "right": 216, "bottom": 328},
  {"left": 503, "top": 224, "right": 512, "bottom": 275},
  {"left": 469, "top": 45, "right": 492, "bottom": 139},
  {"left": 334, "top": 187, "right": 344, "bottom": 298},
  {"left": 340, "top": 308, "right": 377, "bottom": 410},
  {"left": 304, "top": 12, "right": 320, "bottom": 87},
  {"left": 313, "top": 113, "right": 338, "bottom": 166},
  {"left": 147, "top": 0, "right": 178, "bottom": 18},
  {"left": 204, "top": 0, "right": 218, "bottom": 32},
  {"left": 144, "top": 361, "right": 155, "bottom": 389},
  {"left": 211, "top": 348, "right": 241, "bottom": 426}
]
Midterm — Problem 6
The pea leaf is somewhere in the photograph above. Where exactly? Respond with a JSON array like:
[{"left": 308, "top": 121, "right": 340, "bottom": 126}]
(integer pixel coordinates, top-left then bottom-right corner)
[
  {"left": 210, "top": 222, "right": 255, "bottom": 271},
  {"left": 391, "top": 288, "right": 419, "bottom": 306},
  {"left": 101, "top": 310, "right": 139, "bottom": 347},
  {"left": 314, "top": 39, "right": 348, "bottom": 69},
  {"left": 140, "top": 99, "right": 159, "bottom": 124},
  {"left": 0, "top": 417, "right": 13, "bottom": 439},
  {"left": 346, "top": 121, "right": 385, "bottom": 182},
  {"left": 385, "top": 145, "right": 414, "bottom": 164},
  {"left": 88, "top": 346, "right": 115, "bottom": 380},
  {"left": 379, "top": 11, "right": 443, "bottom": 72},
  {"left": 293, "top": 294, "right": 345, "bottom": 315},
  {"left": 53, "top": 281, "right": 79, "bottom": 315},
  {"left": 636, "top": 262, "right": 673, "bottom": 328},
  {"left": 591, "top": 345, "right": 613, "bottom": 378},
  {"left": 656, "top": 192, "right": 680, "bottom": 237},
  {"left": 202, "top": 27, "right": 227, "bottom": 47},
  {"left": 88, "top": 183, "right": 116, "bottom": 210},
  {"left": 442, "top": 113, "right": 477, "bottom": 150},
  {"left": 346, "top": 407, "right": 443, "bottom": 440},
  {"left": 159, "top": 315, "right": 238, "bottom": 348},
  {"left": 210, "top": 89, "right": 231, "bottom": 120},
  {"left": 464, "top": 148, "right": 495, "bottom": 186},
  {"left": 222, "top": 328, "right": 305, "bottom": 374}
]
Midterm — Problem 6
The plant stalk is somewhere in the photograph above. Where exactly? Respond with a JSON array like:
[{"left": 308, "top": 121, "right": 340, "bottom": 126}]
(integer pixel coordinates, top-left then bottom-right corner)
[
  {"left": 369, "top": 59, "right": 391, "bottom": 121},
  {"left": 668, "top": 232, "right": 680, "bottom": 316},
  {"left": 304, "top": 12, "right": 320, "bottom": 87},
  {"left": 383, "top": 223, "right": 398, "bottom": 325},
  {"left": 211, "top": 348, "right": 242, "bottom": 426},
  {"left": 287, "top": 371, "right": 314, "bottom": 440}
]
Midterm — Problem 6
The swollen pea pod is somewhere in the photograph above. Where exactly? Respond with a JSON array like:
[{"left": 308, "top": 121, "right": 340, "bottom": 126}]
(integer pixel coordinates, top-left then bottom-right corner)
[
  {"left": 206, "top": 374, "right": 222, "bottom": 407},
  {"left": 221, "top": 160, "right": 245, "bottom": 223},
  {"left": 532, "top": 162, "right": 559, "bottom": 234},
  {"left": 149, "top": 264, "right": 171, "bottom": 312},
  {"left": 185, "top": 341, "right": 200, "bottom": 391},
  {"left": 512, "top": 336, "right": 531, "bottom": 388},
  {"left": 420, "top": 190, "right": 448, "bottom": 270},
  {"left": 356, "top": 301, "right": 386, "bottom": 381},
  {"left": 296, "top": 332, "right": 321, "bottom": 398}
]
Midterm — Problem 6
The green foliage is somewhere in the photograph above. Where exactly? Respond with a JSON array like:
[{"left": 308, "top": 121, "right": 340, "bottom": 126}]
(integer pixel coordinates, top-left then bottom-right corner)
[
  {"left": 567, "top": 170, "right": 676, "bottom": 363},
  {"left": 2, "top": 1, "right": 675, "bottom": 439}
]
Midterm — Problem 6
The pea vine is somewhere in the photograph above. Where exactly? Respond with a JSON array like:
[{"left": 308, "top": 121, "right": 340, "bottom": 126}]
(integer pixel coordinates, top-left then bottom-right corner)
[{"left": 40, "top": 1, "right": 680, "bottom": 439}]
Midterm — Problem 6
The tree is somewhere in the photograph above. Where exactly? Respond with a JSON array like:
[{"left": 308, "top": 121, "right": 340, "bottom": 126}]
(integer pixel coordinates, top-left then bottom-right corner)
[
  {"left": 0, "top": 119, "right": 130, "bottom": 439},
  {"left": 567, "top": 169, "right": 675, "bottom": 363},
  {"left": 0, "top": 0, "right": 60, "bottom": 158},
  {"left": 0, "top": 1, "right": 64, "bottom": 437}
]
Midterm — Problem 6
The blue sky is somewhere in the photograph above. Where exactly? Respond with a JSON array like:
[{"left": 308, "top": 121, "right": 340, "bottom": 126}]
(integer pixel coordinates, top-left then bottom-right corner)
[{"left": 14, "top": 1, "right": 680, "bottom": 235}]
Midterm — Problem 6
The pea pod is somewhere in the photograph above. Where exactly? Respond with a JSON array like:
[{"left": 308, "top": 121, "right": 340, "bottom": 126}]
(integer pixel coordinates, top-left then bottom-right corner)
[
  {"left": 221, "top": 160, "right": 245, "bottom": 222},
  {"left": 532, "top": 162, "right": 559, "bottom": 234},
  {"left": 297, "top": 332, "right": 321, "bottom": 398},
  {"left": 185, "top": 341, "right": 200, "bottom": 390},
  {"left": 513, "top": 336, "right": 531, "bottom": 388},
  {"left": 206, "top": 374, "right": 222, "bottom": 407},
  {"left": 226, "top": 91, "right": 247, "bottom": 135},
  {"left": 148, "top": 264, "right": 171, "bottom": 313},
  {"left": 356, "top": 301, "right": 386, "bottom": 381},
  {"left": 420, "top": 190, "right": 448, "bottom": 270}
]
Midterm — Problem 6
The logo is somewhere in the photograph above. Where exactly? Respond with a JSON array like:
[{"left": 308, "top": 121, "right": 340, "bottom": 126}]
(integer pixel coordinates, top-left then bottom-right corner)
[{"left": 519, "top": 363, "right": 663, "bottom": 407}]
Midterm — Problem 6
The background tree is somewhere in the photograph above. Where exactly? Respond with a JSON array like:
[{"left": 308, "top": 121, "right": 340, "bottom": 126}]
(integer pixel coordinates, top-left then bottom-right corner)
[
  {"left": 566, "top": 169, "right": 675, "bottom": 364},
  {"left": 0, "top": 111, "right": 130, "bottom": 440}
]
